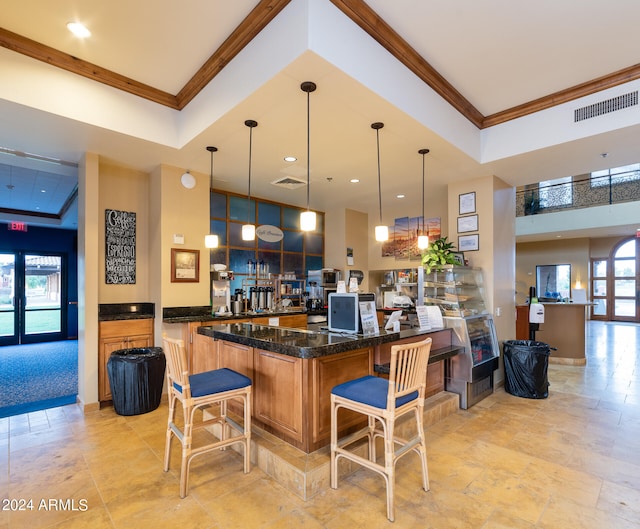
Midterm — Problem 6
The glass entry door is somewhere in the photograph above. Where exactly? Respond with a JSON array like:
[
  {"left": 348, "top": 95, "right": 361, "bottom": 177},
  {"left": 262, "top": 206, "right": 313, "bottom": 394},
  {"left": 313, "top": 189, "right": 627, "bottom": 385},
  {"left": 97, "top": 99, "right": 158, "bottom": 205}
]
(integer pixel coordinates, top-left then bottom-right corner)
[{"left": 0, "top": 252, "right": 65, "bottom": 345}]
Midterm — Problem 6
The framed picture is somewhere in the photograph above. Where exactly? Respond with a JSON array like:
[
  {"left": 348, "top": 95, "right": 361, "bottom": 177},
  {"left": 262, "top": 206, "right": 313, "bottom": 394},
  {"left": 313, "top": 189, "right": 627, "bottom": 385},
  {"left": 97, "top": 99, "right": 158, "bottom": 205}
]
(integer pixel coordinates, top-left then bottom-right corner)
[
  {"left": 458, "top": 234, "right": 479, "bottom": 252},
  {"left": 457, "top": 214, "right": 478, "bottom": 233},
  {"left": 171, "top": 248, "right": 200, "bottom": 282},
  {"left": 459, "top": 192, "right": 476, "bottom": 215},
  {"left": 452, "top": 252, "right": 465, "bottom": 265}
]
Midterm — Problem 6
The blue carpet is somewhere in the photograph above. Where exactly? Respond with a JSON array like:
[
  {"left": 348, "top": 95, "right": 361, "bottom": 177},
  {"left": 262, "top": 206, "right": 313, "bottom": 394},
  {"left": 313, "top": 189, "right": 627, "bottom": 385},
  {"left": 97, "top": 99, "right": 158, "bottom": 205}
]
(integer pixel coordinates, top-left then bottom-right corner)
[{"left": 0, "top": 340, "right": 78, "bottom": 418}]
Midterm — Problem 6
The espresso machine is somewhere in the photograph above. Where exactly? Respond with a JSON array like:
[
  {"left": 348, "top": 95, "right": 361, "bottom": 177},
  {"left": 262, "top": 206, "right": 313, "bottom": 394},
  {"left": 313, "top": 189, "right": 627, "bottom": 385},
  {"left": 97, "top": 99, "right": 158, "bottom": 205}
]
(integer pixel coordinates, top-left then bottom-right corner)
[{"left": 211, "top": 270, "right": 234, "bottom": 314}]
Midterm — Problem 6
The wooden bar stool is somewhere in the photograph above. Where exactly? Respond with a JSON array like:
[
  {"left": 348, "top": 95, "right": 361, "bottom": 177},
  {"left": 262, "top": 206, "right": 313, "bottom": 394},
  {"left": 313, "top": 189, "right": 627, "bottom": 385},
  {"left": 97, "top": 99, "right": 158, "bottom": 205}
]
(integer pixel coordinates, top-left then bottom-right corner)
[
  {"left": 162, "top": 335, "right": 252, "bottom": 497},
  {"left": 330, "top": 337, "right": 432, "bottom": 521}
]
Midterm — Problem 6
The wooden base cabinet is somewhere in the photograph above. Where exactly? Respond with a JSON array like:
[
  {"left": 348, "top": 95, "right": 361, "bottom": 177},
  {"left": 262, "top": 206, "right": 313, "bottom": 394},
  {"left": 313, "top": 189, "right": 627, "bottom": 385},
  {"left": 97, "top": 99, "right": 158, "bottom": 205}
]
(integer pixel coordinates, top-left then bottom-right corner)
[
  {"left": 178, "top": 313, "right": 306, "bottom": 373},
  {"left": 98, "top": 319, "right": 154, "bottom": 402},
  {"left": 198, "top": 334, "right": 372, "bottom": 453}
]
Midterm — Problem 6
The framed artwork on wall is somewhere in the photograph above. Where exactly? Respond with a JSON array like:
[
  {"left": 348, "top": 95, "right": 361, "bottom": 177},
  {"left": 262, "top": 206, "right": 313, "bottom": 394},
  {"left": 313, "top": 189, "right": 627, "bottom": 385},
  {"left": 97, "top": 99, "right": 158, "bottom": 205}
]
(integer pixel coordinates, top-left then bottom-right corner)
[
  {"left": 458, "top": 234, "right": 479, "bottom": 252},
  {"left": 459, "top": 192, "right": 476, "bottom": 215},
  {"left": 457, "top": 214, "right": 478, "bottom": 233},
  {"left": 171, "top": 248, "right": 200, "bottom": 282}
]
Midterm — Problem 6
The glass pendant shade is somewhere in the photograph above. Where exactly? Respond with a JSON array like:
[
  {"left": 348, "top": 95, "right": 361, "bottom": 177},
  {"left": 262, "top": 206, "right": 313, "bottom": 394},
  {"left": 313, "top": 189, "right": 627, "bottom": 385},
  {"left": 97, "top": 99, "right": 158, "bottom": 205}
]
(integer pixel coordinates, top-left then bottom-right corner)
[
  {"left": 242, "top": 224, "right": 255, "bottom": 241},
  {"left": 205, "top": 234, "right": 219, "bottom": 248},
  {"left": 417, "top": 234, "right": 429, "bottom": 249},
  {"left": 375, "top": 225, "right": 389, "bottom": 242},
  {"left": 300, "top": 210, "right": 316, "bottom": 231}
]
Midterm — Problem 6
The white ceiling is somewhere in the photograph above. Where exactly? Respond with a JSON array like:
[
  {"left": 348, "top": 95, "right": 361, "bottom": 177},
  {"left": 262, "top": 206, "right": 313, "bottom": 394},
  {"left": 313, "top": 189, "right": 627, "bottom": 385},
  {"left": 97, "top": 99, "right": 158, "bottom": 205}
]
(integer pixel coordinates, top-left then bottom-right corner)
[{"left": 1, "top": 0, "right": 640, "bottom": 240}]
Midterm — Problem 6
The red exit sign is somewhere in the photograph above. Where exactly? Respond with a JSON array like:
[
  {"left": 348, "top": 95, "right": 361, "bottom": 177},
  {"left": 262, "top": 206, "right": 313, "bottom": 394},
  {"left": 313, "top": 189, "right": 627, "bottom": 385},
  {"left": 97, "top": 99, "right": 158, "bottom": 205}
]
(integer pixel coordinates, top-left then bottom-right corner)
[{"left": 8, "top": 221, "right": 28, "bottom": 232}]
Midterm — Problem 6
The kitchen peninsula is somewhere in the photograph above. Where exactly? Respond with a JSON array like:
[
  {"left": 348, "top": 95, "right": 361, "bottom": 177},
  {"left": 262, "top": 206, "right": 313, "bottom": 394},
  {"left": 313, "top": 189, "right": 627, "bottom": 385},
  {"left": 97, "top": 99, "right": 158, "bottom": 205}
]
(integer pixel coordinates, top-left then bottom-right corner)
[{"left": 195, "top": 322, "right": 462, "bottom": 453}]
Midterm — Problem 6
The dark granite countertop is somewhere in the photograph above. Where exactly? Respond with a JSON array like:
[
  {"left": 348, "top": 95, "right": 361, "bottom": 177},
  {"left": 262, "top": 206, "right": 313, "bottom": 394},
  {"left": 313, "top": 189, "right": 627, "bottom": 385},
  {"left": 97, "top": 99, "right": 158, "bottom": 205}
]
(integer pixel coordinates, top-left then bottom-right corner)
[
  {"left": 197, "top": 323, "right": 455, "bottom": 360},
  {"left": 162, "top": 305, "right": 309, "bottom": 324},
  {"left": 99, "top": 302, "right": 155, "bottom": 321}
]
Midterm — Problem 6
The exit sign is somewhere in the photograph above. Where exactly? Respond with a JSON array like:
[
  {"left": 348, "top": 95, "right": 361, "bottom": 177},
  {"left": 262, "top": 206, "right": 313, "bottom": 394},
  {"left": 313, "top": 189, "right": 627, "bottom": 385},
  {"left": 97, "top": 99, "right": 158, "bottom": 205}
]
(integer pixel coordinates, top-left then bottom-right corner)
[{"left": 8, "top": 221, "right": 27, "bottom": 232}]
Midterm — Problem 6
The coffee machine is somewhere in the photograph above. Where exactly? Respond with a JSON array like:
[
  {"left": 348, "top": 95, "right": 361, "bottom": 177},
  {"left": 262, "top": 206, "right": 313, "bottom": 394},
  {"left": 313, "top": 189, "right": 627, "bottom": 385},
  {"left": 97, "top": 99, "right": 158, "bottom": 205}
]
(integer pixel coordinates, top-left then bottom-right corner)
[
  {"left": 211, "top": 270, "right": 234, "bottom": 314},
  {"left": 307, "top": 268, "right": 341, "bottom": 308}
]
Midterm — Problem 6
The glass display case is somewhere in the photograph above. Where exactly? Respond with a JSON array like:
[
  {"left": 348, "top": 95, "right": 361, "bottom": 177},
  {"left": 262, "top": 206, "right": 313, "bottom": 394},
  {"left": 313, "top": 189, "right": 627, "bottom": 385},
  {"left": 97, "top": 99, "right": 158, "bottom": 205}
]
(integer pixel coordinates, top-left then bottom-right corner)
[
  {"left": 444, "top": 314, "right": 500, "bottom": 409},
  {"left": 418, "top": 265, "right": 499, "bottom": 408},
  {"left": 420, "top": 265, "right": 488, "bottom": 317}
]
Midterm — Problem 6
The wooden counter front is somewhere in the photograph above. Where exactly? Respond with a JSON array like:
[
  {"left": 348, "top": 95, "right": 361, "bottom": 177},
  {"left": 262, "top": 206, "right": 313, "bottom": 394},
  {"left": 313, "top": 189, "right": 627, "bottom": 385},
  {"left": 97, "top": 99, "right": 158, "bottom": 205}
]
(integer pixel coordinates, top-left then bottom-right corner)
[
  {"left": 516, "top": 304, "right": 588, "bottom": 365},
  {"left": 194, "top": 324, "right": 457, "bottom": 452},
  {"left": 193, "top": 331, "right": 372, "bottom": 452}
]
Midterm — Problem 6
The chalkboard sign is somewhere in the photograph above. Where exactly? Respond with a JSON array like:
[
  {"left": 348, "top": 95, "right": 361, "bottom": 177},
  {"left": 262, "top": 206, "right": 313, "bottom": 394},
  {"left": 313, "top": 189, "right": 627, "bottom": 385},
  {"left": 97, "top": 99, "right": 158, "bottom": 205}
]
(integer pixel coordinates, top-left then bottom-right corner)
[{"left": 105, "top": 209, "right": 136, "bottom": 284}]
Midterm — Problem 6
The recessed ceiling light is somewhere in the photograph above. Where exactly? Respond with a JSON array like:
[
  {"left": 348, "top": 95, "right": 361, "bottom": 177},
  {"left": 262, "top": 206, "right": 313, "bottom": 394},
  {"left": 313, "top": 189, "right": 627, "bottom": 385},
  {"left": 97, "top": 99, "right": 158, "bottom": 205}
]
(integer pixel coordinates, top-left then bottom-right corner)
[
  {"left": 67, "top": 22, "right": 91, "bottom": 38},
  {"left": 284, "top": 156, "right": 296, "bottom": 162},
  {"left": 396, "top": 194, "right": 405, "bottom": 199},
  {"left": 350, "top": 179, "right": 360, "bottom": 183}
]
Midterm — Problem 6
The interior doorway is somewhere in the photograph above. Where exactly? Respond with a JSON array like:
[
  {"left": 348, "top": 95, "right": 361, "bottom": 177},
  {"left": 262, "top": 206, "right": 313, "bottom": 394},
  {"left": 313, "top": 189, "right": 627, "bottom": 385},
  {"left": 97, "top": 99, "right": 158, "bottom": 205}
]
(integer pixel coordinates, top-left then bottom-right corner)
[
  {"left": 0, "top": 252, "right": 66, "bottom": 345},
  {"left": 590, "top": 237, "right": 639, "bottom": 322}
]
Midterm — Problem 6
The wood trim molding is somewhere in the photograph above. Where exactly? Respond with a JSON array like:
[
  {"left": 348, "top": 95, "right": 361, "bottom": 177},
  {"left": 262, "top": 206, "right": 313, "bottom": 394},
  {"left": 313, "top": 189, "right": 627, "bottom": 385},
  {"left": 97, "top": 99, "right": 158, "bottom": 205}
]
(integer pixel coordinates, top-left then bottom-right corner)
[
  {"left": 482, "top": 62, "right": 640, "bottom": 128},
  {"left": 0, "top": 27, "right": 178, "bottom": 108},
  {"left": 329, "top": 0, "right": 485, "bottom": 128},
  {"left": 176, "top": 0, "right": 292, "bottom": 109},
  {"left": 0, "top": 0, "right": 291, "bottom": 111},
  {"left": 1, "top": 0, "right": 638, "bottom": 129}
]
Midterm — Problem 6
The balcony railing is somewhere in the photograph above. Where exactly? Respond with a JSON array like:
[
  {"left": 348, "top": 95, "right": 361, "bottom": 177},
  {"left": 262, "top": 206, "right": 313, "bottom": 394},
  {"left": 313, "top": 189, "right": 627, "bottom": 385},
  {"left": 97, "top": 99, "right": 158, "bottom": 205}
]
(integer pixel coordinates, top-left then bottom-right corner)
[{"left": 516, "top": 172, "right": 640, "bottom": 216}]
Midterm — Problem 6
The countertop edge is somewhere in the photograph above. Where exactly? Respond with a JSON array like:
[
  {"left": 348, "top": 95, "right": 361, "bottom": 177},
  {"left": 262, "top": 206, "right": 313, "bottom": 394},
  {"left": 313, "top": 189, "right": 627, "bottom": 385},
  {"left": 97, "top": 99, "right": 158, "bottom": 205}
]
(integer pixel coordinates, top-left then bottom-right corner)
[{"left": 197, "top": 324, "right": 450, "bottom": 359}]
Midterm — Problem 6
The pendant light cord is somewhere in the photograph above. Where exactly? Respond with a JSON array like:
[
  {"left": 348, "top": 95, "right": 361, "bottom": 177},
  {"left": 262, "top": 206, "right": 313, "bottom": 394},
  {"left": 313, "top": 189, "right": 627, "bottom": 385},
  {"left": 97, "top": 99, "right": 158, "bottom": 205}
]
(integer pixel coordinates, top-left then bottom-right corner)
[
  {"left": 373, "top": 123, "right": 384, "bottom": 224},
  {"left": 248, "top": 125, "right": 252, "bottom": 221},
  {"left": 422, "top": 151, "right": 425, "bottom": 233},
  {"left": 306, "top": 88, "right": 311, "bottom": 211},
  {"left": 377, "top": 130, "right": 381, "bottom": 223}
]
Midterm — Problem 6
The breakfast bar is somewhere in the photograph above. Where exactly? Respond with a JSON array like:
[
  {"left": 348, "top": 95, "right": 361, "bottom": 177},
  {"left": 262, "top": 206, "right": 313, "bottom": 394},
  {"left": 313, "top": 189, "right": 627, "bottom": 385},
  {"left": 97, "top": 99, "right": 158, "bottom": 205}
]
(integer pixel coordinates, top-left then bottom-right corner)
[{"left": 195, "top": 322, "right": 462, "bottom": 453}]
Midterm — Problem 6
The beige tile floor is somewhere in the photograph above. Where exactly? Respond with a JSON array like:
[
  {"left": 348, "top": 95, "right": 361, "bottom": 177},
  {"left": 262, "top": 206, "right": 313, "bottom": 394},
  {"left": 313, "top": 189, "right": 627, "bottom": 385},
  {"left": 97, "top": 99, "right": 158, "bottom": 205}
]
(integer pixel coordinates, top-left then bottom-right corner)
[{"left": 1, "top": 320, "right": 640, "bottom": 528}]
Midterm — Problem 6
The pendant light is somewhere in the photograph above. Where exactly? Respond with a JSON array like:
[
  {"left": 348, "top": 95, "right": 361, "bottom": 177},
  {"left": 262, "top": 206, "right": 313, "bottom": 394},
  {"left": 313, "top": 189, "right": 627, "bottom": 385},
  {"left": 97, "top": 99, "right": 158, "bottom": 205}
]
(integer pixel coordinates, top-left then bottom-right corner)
[
  {"left": 242, "top": 120, "right": 257, "bottom": 241},
  {"left": 372, "top": 122, "right": 388, "bottom": 242},
  {"left": 204, "top": 146, "right": 219, "bottom": 249},
  {"left": 300, "top": 81, "right": 317, "bottom": 231},
  {"left": 417, "top": 148, "right": 430, "bottom": 250}
]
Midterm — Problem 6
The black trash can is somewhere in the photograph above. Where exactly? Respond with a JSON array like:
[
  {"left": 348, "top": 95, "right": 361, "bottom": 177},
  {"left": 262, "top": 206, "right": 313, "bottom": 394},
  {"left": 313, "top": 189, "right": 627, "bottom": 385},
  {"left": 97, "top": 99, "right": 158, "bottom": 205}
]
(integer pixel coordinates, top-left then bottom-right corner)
[
  {"left": 107, "top": 347, "right": 166, "bottom": 415},
  {"left": 502, "top": 340, "right": 551, "bottom": 399}
]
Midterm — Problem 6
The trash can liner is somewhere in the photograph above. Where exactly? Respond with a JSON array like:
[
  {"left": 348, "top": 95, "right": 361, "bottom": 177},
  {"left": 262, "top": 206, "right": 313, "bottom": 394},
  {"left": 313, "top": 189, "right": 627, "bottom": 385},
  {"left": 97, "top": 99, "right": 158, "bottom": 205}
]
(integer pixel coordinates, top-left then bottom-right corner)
[
  {"left": 502, "top": 340, "right": 551, "bottom": 399},
  {"left": 108, "top": 347, "right": 166, "bottom": 415}
]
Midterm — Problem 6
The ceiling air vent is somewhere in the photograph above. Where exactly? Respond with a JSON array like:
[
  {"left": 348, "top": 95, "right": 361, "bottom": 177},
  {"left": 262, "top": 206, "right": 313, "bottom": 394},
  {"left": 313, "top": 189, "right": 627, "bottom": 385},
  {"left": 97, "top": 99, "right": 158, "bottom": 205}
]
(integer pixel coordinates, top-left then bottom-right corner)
[
  {"left": 271, "top": 176, "right": 306, "bottom": 189},
  {"left": 574, "top": 91, "right": 638, "bottom": 122}
]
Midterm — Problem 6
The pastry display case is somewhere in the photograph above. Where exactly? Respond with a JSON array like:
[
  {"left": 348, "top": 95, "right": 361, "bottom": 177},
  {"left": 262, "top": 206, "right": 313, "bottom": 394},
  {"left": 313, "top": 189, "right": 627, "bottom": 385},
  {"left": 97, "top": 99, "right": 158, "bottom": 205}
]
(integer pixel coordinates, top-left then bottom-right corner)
[{"left": 418, "top": 265, "right": 500, "bottom": 408}]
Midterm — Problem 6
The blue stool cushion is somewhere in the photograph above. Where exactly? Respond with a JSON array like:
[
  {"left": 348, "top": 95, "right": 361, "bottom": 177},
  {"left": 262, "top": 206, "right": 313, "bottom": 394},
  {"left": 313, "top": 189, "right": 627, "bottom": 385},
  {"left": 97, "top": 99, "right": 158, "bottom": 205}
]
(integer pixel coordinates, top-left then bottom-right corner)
[
  {"left": 174, "top": 368, "right": 251, "bottom": 398},
  {"left": 332, "top": 375, "right": 418, "bottom": 409}
]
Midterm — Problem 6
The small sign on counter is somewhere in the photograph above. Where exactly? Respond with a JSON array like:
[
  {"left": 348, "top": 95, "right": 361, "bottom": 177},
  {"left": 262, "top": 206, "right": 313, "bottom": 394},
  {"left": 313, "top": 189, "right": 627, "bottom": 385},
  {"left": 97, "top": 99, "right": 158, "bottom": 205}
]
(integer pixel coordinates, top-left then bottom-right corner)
[
  {"left": 359, "top": 301, "right": 379, "bottom": 335},
  {"left": 416, "top": 305, "right": 444, "bottom": 330}
]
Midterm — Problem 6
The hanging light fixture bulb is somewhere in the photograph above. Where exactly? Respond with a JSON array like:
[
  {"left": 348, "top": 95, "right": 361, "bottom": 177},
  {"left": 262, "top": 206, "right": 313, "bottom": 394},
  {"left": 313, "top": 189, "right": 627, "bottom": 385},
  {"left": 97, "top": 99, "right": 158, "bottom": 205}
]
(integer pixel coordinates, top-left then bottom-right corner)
[
  {"left": 372, "top": 122, "right": 388, "bottom": 242},
  {"left": 417, "top": 148, "right": 430, "bottom": 250},
  {"left": 204, "top": 146, "right": 219, "bottom": 249},
  {"left": 242, "top": 120, "right": 258, "bottom": 241},
  {"left": 300, "top": 81, "right": 317, "bottom": 231}
]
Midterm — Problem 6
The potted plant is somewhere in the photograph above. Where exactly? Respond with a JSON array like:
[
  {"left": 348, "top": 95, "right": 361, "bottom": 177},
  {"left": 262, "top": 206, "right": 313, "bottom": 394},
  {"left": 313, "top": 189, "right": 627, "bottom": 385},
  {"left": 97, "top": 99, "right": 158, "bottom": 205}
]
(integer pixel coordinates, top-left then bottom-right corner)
[{"left": 421, "top": 236, "right": 458, "bottom": 274}]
